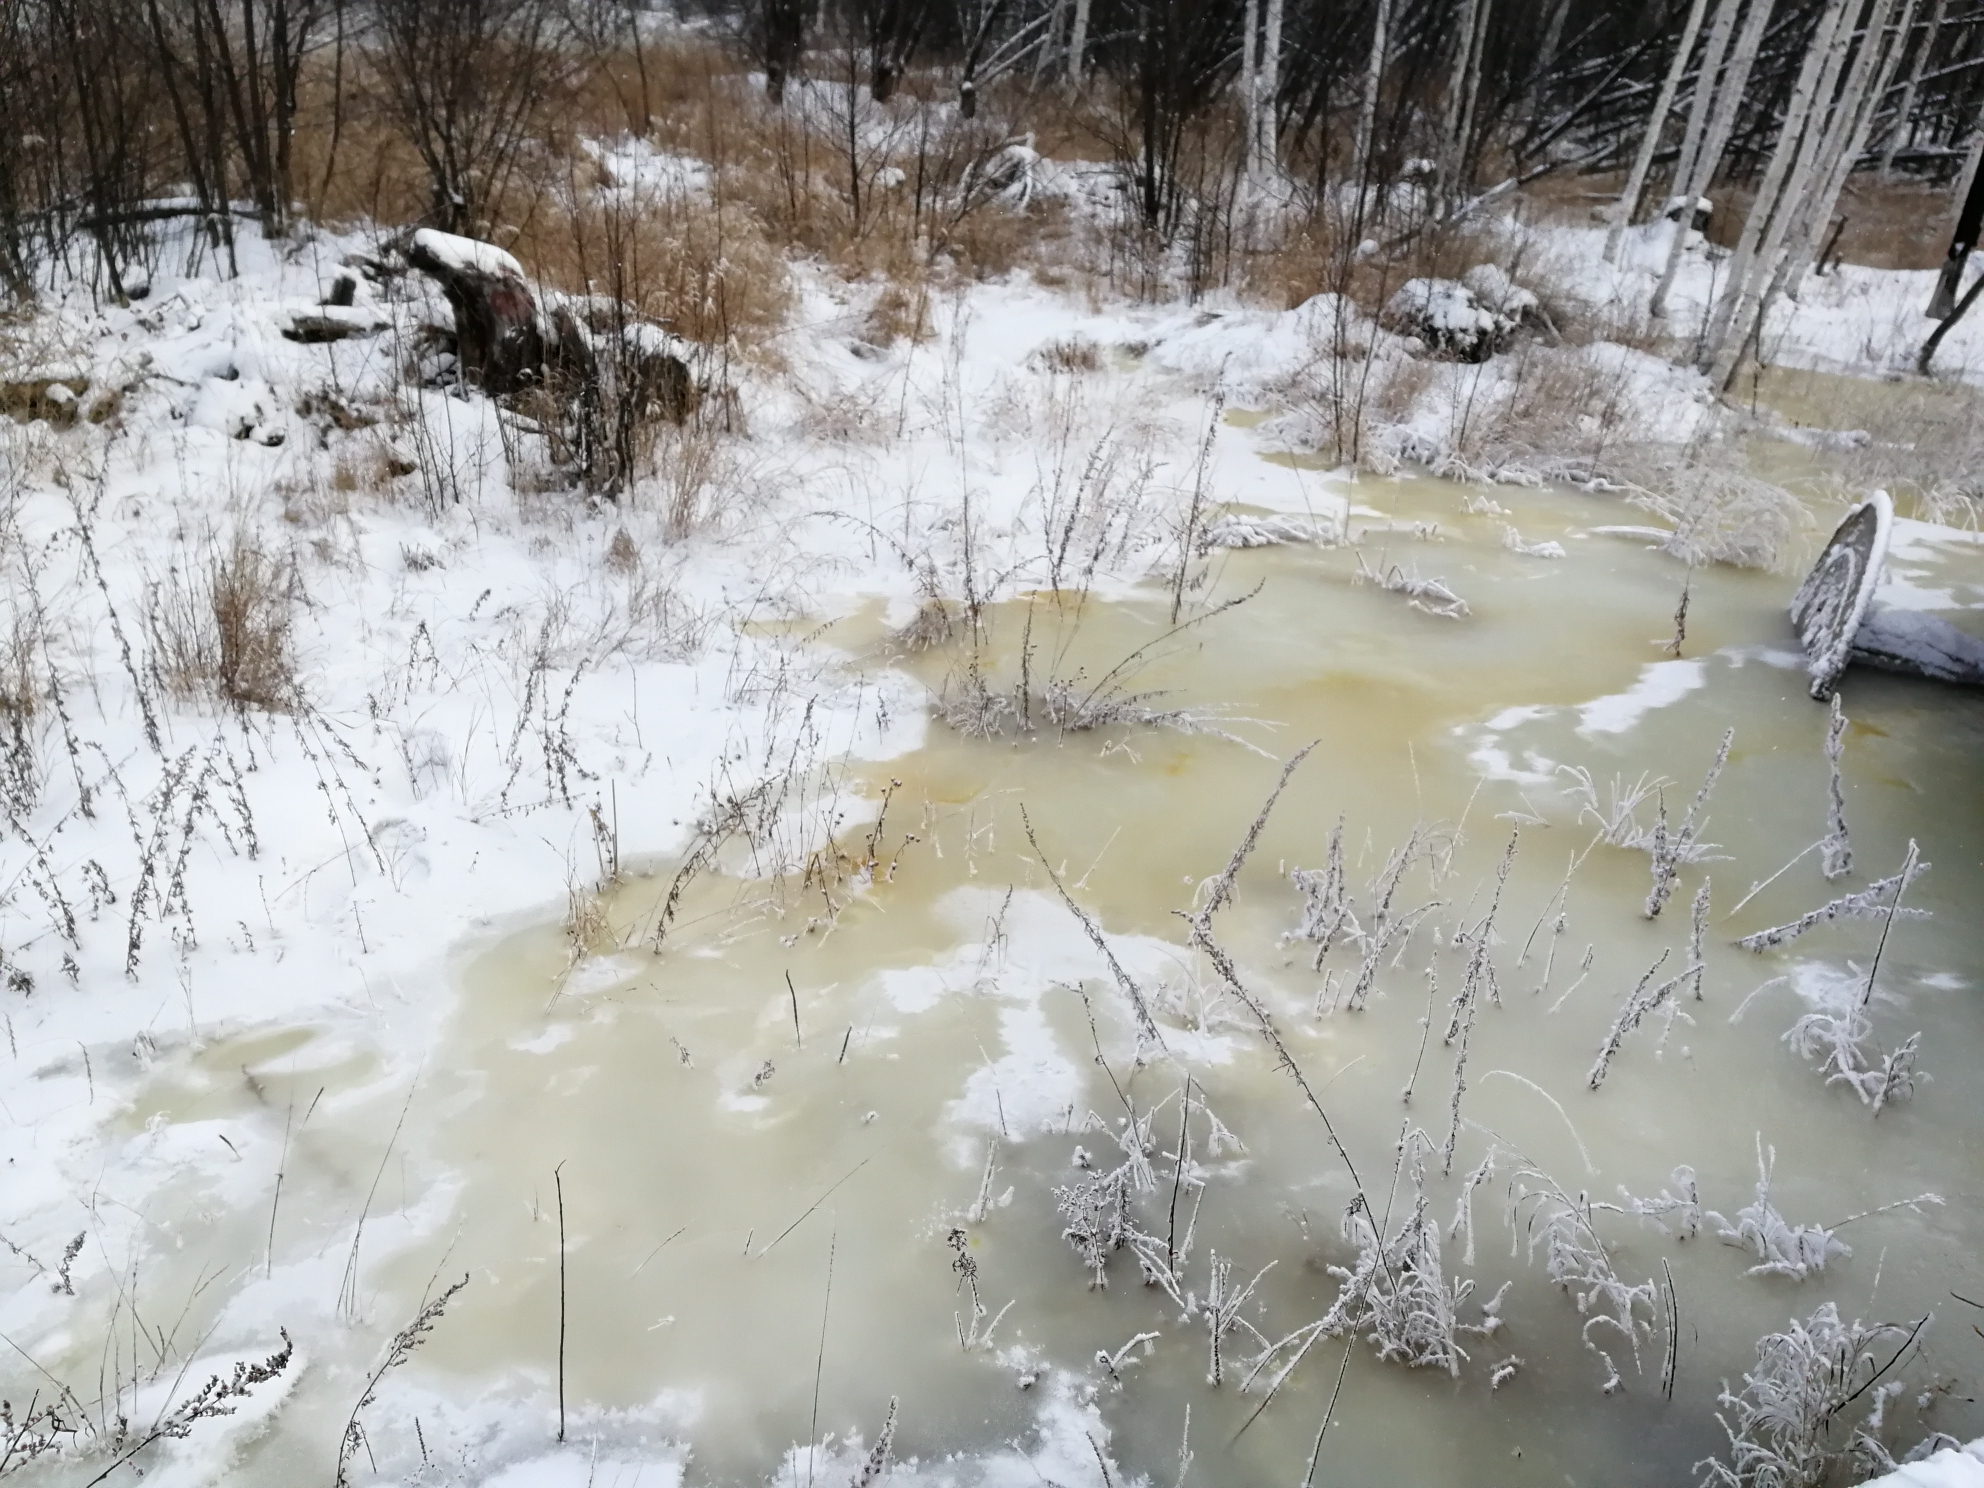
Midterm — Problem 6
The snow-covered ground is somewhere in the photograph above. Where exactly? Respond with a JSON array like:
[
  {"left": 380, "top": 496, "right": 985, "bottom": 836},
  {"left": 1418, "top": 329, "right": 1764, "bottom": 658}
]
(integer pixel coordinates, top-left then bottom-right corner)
[{"left": 1, "top": 167, "right": 1980, "bottom": 1485}]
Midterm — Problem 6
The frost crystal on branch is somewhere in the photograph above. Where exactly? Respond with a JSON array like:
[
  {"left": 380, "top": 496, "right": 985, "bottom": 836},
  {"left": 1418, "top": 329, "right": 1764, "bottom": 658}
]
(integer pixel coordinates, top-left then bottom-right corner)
[
  {"left": 1820, "top": 695, "right": 1852, "bottom": 880},
  {"left": 1738, "top": 859, "right": 1930, "bottom": 952},
  {"left": 1696, "top": 1304, "right": 1925, "bottom": 1488},
  {"left": 1708, "top": 1141, "right": 1849, "bottom": 1281}
]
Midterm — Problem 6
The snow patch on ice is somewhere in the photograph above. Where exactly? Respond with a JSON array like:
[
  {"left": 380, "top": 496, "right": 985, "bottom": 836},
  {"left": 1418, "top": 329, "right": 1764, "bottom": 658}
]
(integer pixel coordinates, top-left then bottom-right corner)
[{"left": 1575, "top": 659, "right": 1706, "bottom": 737}]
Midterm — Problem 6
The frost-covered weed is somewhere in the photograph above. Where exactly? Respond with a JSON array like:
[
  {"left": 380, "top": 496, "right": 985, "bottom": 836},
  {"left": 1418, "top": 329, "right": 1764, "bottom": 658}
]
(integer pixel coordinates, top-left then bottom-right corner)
[
  {"left": 1317, "top": 1130, "right": 1482, "bottom": 1376},
  {"left": 1588, "top": 950, "right": 1698, "bottom": 1089},
  {"left": 1353, "top": 551, "right": 1470, "bottom": 618},
  {"left": 1739, "top": 857, "right": 1929, "bottom": 952},
  {"left": 1783, "top": 990, "right": 1926, "bottom": 1113},
  {"left": 1709, "top": 1142, "right": 1849, "bottom": 1281},
  {"left": 1616, "top": 1165, "right": 1703, "bottom": 1240},
  {"left": 1508, "top": 1163, "right": 1658, "bottom": 1393},
  {"left": 1696, "top": 1304, "right": 1925, "bottom": 1488}
]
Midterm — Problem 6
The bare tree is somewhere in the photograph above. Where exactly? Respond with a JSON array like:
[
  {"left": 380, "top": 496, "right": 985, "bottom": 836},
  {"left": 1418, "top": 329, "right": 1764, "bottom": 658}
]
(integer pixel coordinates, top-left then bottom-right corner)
[{"left": 374, "top": 0, "right": 574, "bottom": 234}]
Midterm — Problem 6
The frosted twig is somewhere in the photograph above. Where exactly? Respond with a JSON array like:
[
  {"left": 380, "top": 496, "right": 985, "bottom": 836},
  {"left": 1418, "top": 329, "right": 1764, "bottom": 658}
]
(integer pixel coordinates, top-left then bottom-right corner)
[
  {"left": 1588, "top": 951, "right": 1704, "bottom": 1090},
  {"left": 1726, "top": 839, "right": 1823, "bottom": 919},
  {"left": 1857, "top": 840, "right": 1919, "bottom": 1010},
  {"left": 1400, "top": 966, "right": 1437, "bottom": 1105},
  {"left": 1738, "top": 852, "right": 1929, "bottom": 953},
  {"left": 1023, "top": 806, "right": 1162, "bottom": 1048},
  {"left": 1821, "top": 695, "right": 1851, "bottom": 880},
  {"left": 1688, "top": 879, "right": 1711, "bottom": 1000}
]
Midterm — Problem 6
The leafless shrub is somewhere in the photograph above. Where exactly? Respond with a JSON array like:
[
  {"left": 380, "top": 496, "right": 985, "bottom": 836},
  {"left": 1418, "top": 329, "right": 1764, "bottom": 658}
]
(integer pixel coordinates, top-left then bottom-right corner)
[
  {"left": 1620, "top": 456, "right": 1807, "bottom": 573},
  {"left": 1034, "top": 336, "right": 1103, "bottom": 374},
  {"left": 0, "top": 593, "right": 40, "bottom": 819}
]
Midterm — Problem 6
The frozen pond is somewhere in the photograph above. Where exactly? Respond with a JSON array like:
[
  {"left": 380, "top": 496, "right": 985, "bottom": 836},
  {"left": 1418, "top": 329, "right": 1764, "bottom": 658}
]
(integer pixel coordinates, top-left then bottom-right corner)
[{"left": 66, "top": 475, "right": 1984, "bottom": 1485}]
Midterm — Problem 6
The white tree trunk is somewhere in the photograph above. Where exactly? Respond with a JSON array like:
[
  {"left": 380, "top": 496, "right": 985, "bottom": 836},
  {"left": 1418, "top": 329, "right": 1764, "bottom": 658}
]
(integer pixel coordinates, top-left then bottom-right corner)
[
  {"left": 1254, "top": 0, "right": 1283, "bottom": 185},
  {"left": 1450, "top": 0, "right": 1493, "bottom": 202},
  {"left": 1440, "top": 0, "right": 1483, "bottom": 201},
  {"left": 1522, "top": 0, "right": 1572, "bottom": 133},
  {"left": 1241, "top": 0, "right": 1260, "bottom": 190},
  {"left": 1604, "top": 0, "right": 1713, "bottom": 265},
  {"left": 1723, "top": 0, "right": 1864, "bottom": 337},
  {"left": 1879, "top": 0, "right": 1945, "bottom": 178},
  {"left": 1651, "top": 0, "right": 1775, "bottom": 317},
  {"left": 1036, "top": 0, "right": 1069, "bottom": 81},
  {"left": 1699, "top": 0, "right": 1856, "bottom": 373},
  {"left": 1353, "top": 0, "right": 1392, "bottom": 196},
  {"left": 1672, "top": 0, "right": 1738, "bottom": 209},
  {"left": 1781, "top": 0, "right": 1914, "bottom": 302},
  {"left": 1066, "top": 0, "right": 1091, "bottom": 83}
]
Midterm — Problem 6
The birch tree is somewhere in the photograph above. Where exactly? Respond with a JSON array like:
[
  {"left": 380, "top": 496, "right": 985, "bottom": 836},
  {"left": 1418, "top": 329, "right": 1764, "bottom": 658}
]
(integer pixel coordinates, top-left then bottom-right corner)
[
  {"left": 1651, "top": 0, "right": 1775, "bottom": 317},
  {"left": 1065, "top": 0, "right": 1089, "bottom": 82},
  {"left": 1520, "top": 0, "right": 1571, "bottom": 136},
  {"left": 1352, "top": 0, "right": 1392, "bottom": 195},
  {"left": 1879, "top": 0, "right": 1946, "bottom": 178},
  {"left": 1779, "top": 0, "right": 1915, "bottom": 302},
  {"left": 1670, "top": 0, "right": 1738, "bottom": 218},
  {"left": 1603, "top": 0, "right": 1712, "bottom": 265},
  {"left": 1698, "top": 0, "right": 1857, "bottom": 376},
  {"left": 1439, "top": 0, "right": 1486, "bottom": 203},
  {"left": 1249, "top": 0, "right": 1282, "bottom": 187}
]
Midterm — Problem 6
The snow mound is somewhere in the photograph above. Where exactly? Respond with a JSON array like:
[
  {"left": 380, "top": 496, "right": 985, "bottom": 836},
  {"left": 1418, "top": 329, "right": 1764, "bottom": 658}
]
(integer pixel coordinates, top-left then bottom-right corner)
[
  {"left": 1382, "top": 278, "right": 1514, "bottom": 362},
  {"left": 1864, "top": 1438, "right": 1984, "bottom": 1488}
]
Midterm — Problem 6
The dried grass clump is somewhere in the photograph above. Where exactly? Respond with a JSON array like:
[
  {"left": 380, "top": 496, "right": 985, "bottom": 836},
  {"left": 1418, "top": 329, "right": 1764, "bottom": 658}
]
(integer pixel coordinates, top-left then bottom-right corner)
[
  {"left": 0, "top": 593, "right": 40, "bottom": 818},
  {"left": 1752, "top": 371, "right": 1984, "bottom": 530},
  {"left": 862, "top": 281, "right": 931, "bottom": 349},
  {"left": 149, "top": 533, "right": 298, "bottom": 712},
  {"left": 1034, "top": 336, "right": 1103, "bottom": 374},
  {"left": 565, "top": 882, "right": 615, "bottom": 960}
]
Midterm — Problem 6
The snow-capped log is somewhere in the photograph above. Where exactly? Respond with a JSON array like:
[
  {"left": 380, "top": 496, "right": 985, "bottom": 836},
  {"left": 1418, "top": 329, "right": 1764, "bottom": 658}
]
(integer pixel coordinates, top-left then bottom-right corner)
[
  {"left": 1850, "top": 607, "right": 1984, "bottom": 686},
  {"left": 1381, "top": 278, "right": 1516, "bottom": 362},
  {"left": 401, "top": 227, "right": 547, "bottom": 394},
  {"left": 1791, "top": 491, "right": 1891, "bottom": 700},
  {"left": 961, "top": 136, "right": 1041, "bottom": 210}
]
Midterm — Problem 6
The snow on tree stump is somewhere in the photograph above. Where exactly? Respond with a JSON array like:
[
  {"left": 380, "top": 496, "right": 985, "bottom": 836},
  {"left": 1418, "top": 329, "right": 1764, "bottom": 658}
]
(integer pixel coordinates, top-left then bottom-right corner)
[
  {"left": 402, "top": 228, "right": 546, "bottom": 395},
  {"left": 1790, "top": 490, "right": 1891, "bottom": 700}
]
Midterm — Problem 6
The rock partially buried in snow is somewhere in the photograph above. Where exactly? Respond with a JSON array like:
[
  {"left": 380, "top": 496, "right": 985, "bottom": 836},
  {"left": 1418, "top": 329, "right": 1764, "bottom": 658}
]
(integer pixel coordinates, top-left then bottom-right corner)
[
  {"left": 399, "top": 227, "right": 700, "bottom": 428},
  {"left": 1462, "top": 263, "right": 1555, "bottom": 337},
  {"left": 1381, "top": 278, "right": 1515, "bottom": 363}
]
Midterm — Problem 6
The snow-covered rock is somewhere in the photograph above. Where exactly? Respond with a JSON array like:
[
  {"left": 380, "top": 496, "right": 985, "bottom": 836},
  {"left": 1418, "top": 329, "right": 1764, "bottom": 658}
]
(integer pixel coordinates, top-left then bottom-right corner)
[{"left": 1381, "top": 278, "right": 1515, "bottom": 362}]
